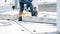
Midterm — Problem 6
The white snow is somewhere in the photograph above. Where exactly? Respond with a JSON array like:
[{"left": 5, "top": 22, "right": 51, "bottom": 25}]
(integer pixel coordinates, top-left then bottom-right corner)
[{"left": 0, "top": 20, "right": 57, "bottom": 34}]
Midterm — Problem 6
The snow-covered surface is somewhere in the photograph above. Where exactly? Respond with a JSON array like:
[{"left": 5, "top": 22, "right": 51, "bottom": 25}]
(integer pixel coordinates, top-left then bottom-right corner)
[
  {"left": 0, "top": 9, "right": 57, "bottom": 18},
  {"left": 0, "top": 20, "right": 31, "bottom": 34},
  {"left": 0, "top": 20, "right": 57, "bottom": 34},
  {"left": 0, "top": 9, "right": 57, "bottom": 24}
]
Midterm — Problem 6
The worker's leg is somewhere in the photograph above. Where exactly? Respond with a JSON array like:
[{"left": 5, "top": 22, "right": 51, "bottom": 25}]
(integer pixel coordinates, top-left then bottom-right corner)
[
  {"left": 27, "top": 3, "right": 35, "bottom": 16},
  {"left": 19, "top": 2, "right": 24, "bottom": 21},
  {"left": 26, "top": 4, "right": 30, "bottom": 9},
  {"left": 19, "top": 2, "right": 24, "bottom": 16},
  {"left": 20, "top": 0, "right": 35, "bottom": 16}
]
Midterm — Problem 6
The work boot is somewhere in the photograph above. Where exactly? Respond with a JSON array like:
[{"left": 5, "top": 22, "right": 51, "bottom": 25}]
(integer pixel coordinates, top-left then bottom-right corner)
[
  {"left": 18, "top": 12, "right": 24, "bottom": 21},
  {"left": 32, "top": 14, "right": 36, "bottom": 16},
  {"left": 18, "top": 16, "right": 22, "bottom": 21}
]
